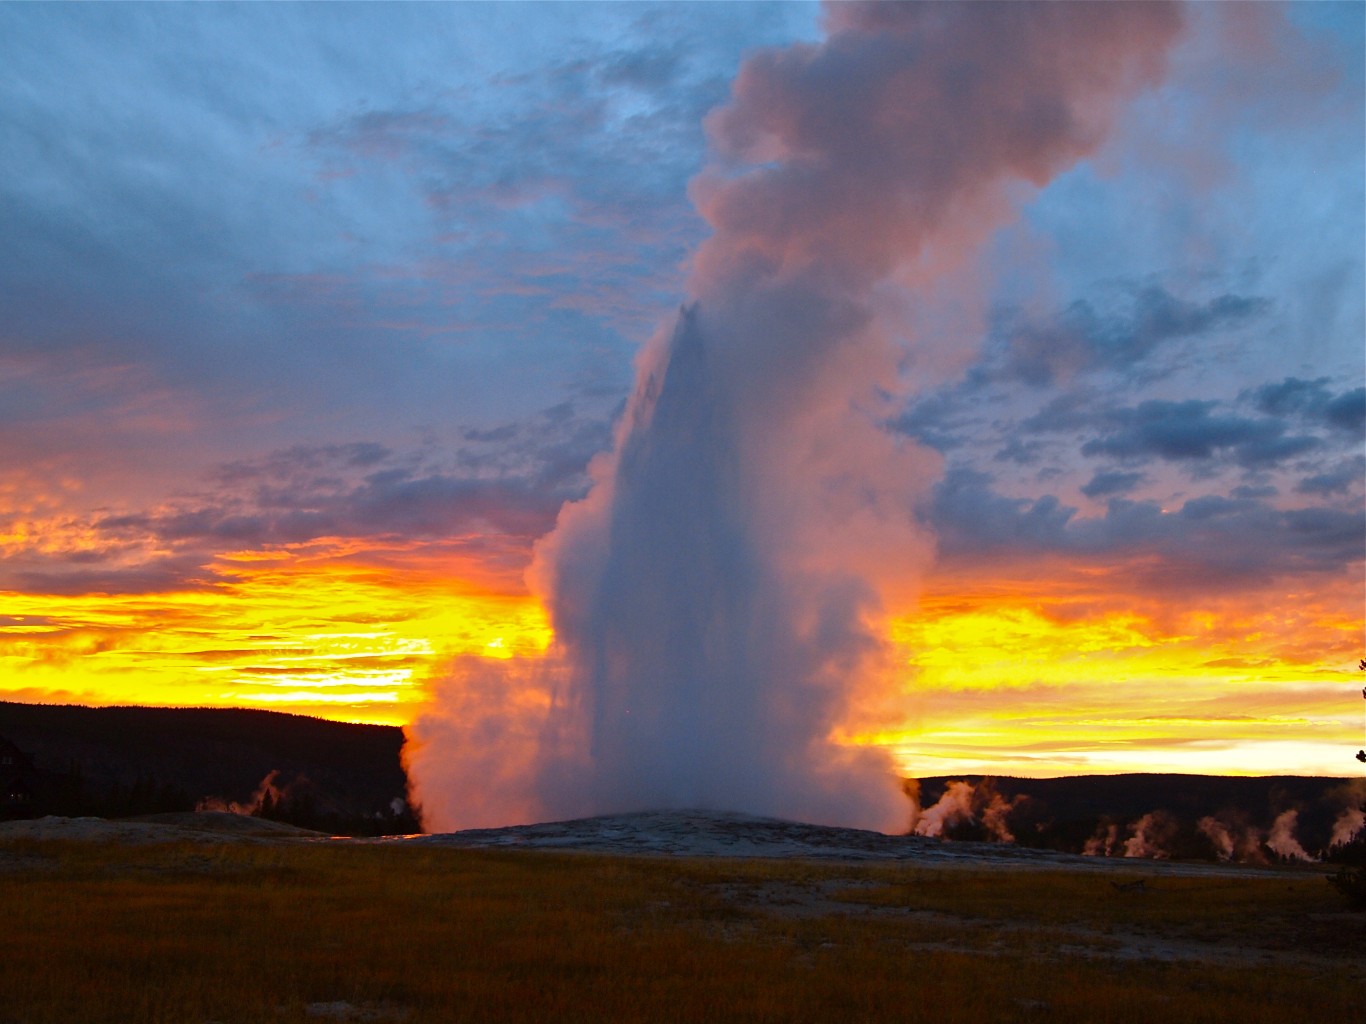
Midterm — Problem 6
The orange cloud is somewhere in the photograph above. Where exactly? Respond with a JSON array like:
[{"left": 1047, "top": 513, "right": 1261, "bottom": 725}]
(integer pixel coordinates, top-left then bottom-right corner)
[
  {"left": 0, "top": 535, "right": 550, "bottom": 725},
  {"left": 872, "top": 560, "right": 1362, "bottom": 778}
]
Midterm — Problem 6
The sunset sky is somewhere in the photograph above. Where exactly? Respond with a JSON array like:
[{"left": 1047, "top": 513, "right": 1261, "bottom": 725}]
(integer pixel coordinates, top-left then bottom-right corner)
[{"left": 2, "top": 2, "right": 1362, "bottom": 783}]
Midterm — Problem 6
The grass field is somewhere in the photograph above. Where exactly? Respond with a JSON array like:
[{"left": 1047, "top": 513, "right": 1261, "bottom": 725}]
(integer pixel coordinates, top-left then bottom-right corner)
[{"left": 0, "top": 838, "right": 1361, "bottom": 1023}]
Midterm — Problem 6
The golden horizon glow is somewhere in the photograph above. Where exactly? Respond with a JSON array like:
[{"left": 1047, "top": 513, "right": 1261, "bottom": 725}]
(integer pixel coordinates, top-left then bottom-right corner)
[
  {"left": 0, "top": 535, "right": 551, "bottom": 726},
  {"left": 2, "top": 530, "right": 1361, "bottom": 776},
  {"left": 874, "top": 567, "right": 1364, "bottom": 778}
]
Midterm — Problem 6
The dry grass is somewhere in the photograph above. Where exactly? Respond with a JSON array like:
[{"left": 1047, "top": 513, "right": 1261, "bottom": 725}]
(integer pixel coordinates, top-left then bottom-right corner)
[{"left": 0, "top": 839, "right": 1360, "bottom": 1023}]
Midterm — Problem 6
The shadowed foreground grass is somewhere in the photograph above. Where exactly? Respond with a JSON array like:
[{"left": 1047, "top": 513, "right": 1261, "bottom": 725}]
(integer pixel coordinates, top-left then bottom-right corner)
[{"left": 0, "top": 839, "right": 1361, "bottom": 1023}]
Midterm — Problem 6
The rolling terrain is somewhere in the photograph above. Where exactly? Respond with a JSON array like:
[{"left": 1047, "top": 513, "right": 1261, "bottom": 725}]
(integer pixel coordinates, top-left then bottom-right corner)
[
  {"left": 0, "top": 701, "right": 416, "bottom": 834},
  {"left": 2, "top": 701, "right": 1360, "bottom": 857}
]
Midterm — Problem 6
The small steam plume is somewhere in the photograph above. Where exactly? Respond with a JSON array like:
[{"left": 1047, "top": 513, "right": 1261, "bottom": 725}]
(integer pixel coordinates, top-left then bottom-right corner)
[
  {"left": 979, "top": 790, "right": 1021, "bottom": 844},
  {"left": 1197, "top": 814, "right": 1265, "bottom": 864},
  {"left": 912, "top": 781, "right": 977, "bottom": 838},
  {"left": 1085, "top": 811, "right": 1178, "bottom": 859},
  {"left": 407, "top": 1, "right": 1182, "bottom": 832},
  {"left": 1329, "top": 805, "right": 1365, "bottom": 848},
  {"left": 1266, "top": 809, "right": 1316, "bottom": 862},
  {"left": 1122, "top": 811, "right": 1178, "bottom": 860},
  {"left": 1326, "top": 778, "right": 1366, "bottom": 849},
  {"left": 908, "top": 779, "right": 1021, "bottom": 841},
  {"left": 1083, "top": 822, "right": 1121, "bottom": 858},
  {"left": 198, "top": 769, "right": 286, "bottom": 817},
  {"left": 1197, "top": 815, "right": 1234, "bottom": 860}
]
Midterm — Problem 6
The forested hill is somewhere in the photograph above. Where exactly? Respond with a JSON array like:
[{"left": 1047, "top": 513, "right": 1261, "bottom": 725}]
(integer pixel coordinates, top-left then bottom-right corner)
[
  {"left": 0, "top": 702, "right": 417, "bottom": 834},
  {"left": 4, "top": 701, "right": 1360, "bottom": 853},
  {"left": 914, "top": 773, "right": 1363, "bottom": 859}
]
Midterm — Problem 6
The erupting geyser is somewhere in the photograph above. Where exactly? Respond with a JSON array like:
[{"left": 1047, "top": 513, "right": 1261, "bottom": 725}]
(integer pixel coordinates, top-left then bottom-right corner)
[{"left": 406, "top": 1, "right": 1182, "bottom": 832}]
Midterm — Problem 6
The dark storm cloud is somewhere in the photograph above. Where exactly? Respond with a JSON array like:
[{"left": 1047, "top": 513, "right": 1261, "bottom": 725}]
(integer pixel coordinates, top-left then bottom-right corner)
[
  {"left": 214, "top": 443, "right": 394, "bottom": 487},
  {"left": 1250, "top": 377, "right": 1366, "bottom": 435},
  {"left": 1252, "top": 376, "right": 1336, "bottom": 416},
  {"left": 1231, "top": 483, "right": 1279, "bottom": 500},
  {"left": 0, "top": 2, "right": 814, "bottom": 492},
  {"left": 288, "top": 12, "right": 788, "bottom": 362},
  {"left": 888, "top": 392, "right": 984, "bottom": 453},
  {"left": 1076, "top": 400, "right": 1321, "bottom": 469},
  {"left": 927, "top": 468, "right": 1363, "bottom": 585},
  {"left": 1326, "top": 388, "right": 1366, "bottom": 432},
  {"left": 890, "top": 398, "right": 983, "bottom": 454},
  {"left": 988, "top": 376, "right": 1360, "bottom": 482},
  {"left": 1232, "top": 434, "right": 1323, "bottom": 467},
  {"left": 926, "top": 469, "right": 1076, "bottom": 552},
  {"left": 1081, "top": 400, "right": 1273, "bottom": 461},
  {"left": 0, "top": 615, "right": 57, "bottom": 628},
  {"left": 1080, "top": 470, "right": 1146, "bottom": 499},
  {"left": 597, "top": 42, "right": 686, "bottom": 91},
  {"left": 346, "top": 473, "right": 563, "bottom": 540},
  {"left": 889, "top": 263, "right": 1358, "bottom": 595},
  {"left": 1296, "top": 457, "right": 1365, "bottom": 496},
  {"left": 194, "top": 411, "right": 606, "bottom": 547},
  {"left": 14, "top": 557, "right": 228, "bottom": 598},
  {"left": 991, "top": 285, "right": 1270, "bottom": 388},
  {"left": 993, "top": 437, "right": 1047, "bottom": 466},
  {"left": 3, "top": 404, "right": 611, "bottom": 598},
  {"left": 896, "top": 277, "right": 1282, "bottom": 469},
  {"left": 1013, "top": 389, "right": 1101, "bottom": 435}
]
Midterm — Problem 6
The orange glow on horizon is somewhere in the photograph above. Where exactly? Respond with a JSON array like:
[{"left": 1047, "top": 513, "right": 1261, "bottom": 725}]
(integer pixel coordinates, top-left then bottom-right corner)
[
  {"left": 872, "top": 566, "right": 1363, "bottom": 778},
  {"left": 2, "top": 529, "right": 1360, "bottom": 777},
  {"left": 0, "top": 536, "right": 551, "bottom": 726}
]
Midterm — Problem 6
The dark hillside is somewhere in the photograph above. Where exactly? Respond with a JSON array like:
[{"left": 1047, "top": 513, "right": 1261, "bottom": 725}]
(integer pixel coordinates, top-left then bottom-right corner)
[
  {"left": 923, "top": 773, "right": 1349, "bottom": 820},
  {"left": 0, "top": 702, "right": 417, "bottom": 834},
  {"left": 916, "top": 773, "right": 1363, "bottom": 859}
]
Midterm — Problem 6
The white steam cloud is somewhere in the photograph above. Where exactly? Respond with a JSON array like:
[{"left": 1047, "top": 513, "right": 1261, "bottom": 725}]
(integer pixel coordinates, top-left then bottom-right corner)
[
  {"left": 406, "top": 1, "right": 1182, "bottom": 832},
  {"left": 1266, "top": 809, "right": 1316, "bottom": 862},
  {"left": 1122, "top": 811, "right": 1177, "bottom": 860},
  {"left": 1084, "top": 812, "right": 1180, "bottom": 860},
  {"left": 1083, "top": 823, "right": 1122, "bottom": 858},
  {"left": 1327, "top": 779, "right": 1366, "bottom": 848},
  {"left": 1330, "top": 805, "right": 1365, "bottom": 848},
  {"left": 906, "top": 779, "right": 1021, "bottom": 841},
  {"left": 1197, "top": 814, "right": 1266, "bottom": 864},
  {"left": 198, "top": 769, "right": 286, "bottom": 817}
]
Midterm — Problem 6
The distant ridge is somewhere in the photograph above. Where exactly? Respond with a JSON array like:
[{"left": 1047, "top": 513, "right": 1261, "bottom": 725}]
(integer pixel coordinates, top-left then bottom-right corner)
[
  {"left": 0, "top": 702, "right": 416, "bottom": 834},
  {"left": 914, "top": 773, "right": 1363, "bottom": 858},
  {"left": 1, "top": 700, "right": 1358, "bottom": 852},
  {"left": 920, "top": 773, "right": 1357, "bottom": 821}
]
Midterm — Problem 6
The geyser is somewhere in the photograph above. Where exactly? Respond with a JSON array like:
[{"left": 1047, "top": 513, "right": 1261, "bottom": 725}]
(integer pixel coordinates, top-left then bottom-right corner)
[
  {"left": 406, "top": 1, "right": 1182, "bottom": 832},
  {"left": 532, "top": 301, "right": 930, "bottom": 830}
]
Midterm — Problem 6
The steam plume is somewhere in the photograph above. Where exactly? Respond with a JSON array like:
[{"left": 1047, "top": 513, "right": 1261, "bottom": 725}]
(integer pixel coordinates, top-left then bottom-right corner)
[
  {"left": 1083, "top": 822, "right": 1121, "bottom": 858},
  {"left": 198, "top": 769, "right": 286, "bottom": 817},
  {"left": 1197, "top": 815, "right": 1233, "bottom": 860},
  {"left": 1326, "top": 779, "right": 1366, "bottom": 848},
  {"left": 1122, "top": 811, "right": 1177, "bottom": 859},
  {"left": 1266, "top": 809, "right": 1315, "bottom": 862},
  {"left": 1197, "top": 814, "right": 1265, "bottom": 864},
  {"left": 1329, "top": 805, "right": 1365, "bottom": 848},
  {"left": 911, "top": 781, "right": 978, "bottom": 838},
  {"left": 908, "top": 779, "right": 1021, "bottom": 841},
  {"left": 407, "top": 1, "right": 1182, "bottom": 832}
]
